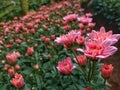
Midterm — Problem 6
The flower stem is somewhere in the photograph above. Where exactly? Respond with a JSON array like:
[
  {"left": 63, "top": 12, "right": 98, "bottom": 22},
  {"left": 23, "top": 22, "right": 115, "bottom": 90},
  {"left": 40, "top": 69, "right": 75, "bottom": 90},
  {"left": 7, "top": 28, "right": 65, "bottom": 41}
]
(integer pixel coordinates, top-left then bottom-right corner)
[
  {"left": 90, "top": 61, "right": 96, "bottom": 81},
  {"left": 72, "top": 49, "right": 87, "bottom": 81},
  {"left": 104, "top": 79, "right": 106, "bottom": 86},
  {"left": 88, "top": 60, "right": 96, "bottom": 83},
  {"left": 88, "top": 60, "right": 92, "bottom": 83}
]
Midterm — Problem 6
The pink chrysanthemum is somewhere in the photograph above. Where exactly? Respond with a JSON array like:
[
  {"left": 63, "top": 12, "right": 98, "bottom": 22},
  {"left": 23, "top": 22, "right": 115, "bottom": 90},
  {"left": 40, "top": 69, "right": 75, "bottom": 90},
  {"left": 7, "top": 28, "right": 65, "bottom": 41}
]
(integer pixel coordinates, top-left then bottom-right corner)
[
  {"left": 55, "top": 30, "right": 81, "bottom": 48},
  {"left": 88, "top": 27, "right": 120, "bottom": 44},
  {"left": 77, "top": 39, "right": 117, "bottom": 59}
]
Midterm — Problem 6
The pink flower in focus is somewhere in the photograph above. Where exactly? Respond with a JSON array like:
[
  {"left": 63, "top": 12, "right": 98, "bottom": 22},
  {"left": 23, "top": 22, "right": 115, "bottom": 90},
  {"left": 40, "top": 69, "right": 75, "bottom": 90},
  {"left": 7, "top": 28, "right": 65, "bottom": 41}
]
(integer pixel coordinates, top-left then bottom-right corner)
[
  {"left": 57, "top": 57, "right": 75, "bottom": 75},
  {"left": 55, "top": 30, "right": 81, "bottom": 48},
  {"left": 88, "top": 27, "right": 120, "bottom": 44},
  {"left": 63, "top": 14, "right": 78, "bottom": 22},
  {"left": 77, "top": 40, "right": 117, "bottom": 59},
  {"left": 101, "top": 64, "right": 113, "bottom": 78}
]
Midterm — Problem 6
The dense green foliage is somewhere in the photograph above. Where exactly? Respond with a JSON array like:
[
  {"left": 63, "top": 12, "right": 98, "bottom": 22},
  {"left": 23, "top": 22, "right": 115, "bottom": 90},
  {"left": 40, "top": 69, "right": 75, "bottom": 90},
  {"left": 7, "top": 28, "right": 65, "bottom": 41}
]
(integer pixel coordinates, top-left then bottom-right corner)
[
  {"left": 92, "top": 0, "right": 120, "bottom": 30},
  {"left": 0, "top": 0, "right": 52, "bottom": 21}
]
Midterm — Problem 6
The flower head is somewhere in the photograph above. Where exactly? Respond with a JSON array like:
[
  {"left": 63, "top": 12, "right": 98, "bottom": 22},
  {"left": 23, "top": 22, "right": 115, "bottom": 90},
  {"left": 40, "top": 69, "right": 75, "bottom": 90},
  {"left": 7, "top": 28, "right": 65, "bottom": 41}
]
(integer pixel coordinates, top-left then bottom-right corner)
[
  {"left": 77, "top": 16, "right": 93, "bottom": 24},
  {"left": 88, "top": 27, "right": 120, "bottom": 44},
  {"left": 74, "top": 55, "right": 87, "bottom": 66},
  {"left": 77, "top": 39, "right": 117, "bottom": 59},
  {"left": 57, "top": 57, "right": 75, "bottom": 75},
  {"left": 55, "top": 30, "right": 81, "bottom": 48},
  {"left": 26, "top": 47, "right": 34, "bottom": 56},
  {"left": 6, "top": 52, "right": 20, "bottom": 64},
  {"left": 10, "top": 73, "right": 25, "bottom": 88},
  {"left": 63, "top": 14, "right": 78, "bottom": 22}
]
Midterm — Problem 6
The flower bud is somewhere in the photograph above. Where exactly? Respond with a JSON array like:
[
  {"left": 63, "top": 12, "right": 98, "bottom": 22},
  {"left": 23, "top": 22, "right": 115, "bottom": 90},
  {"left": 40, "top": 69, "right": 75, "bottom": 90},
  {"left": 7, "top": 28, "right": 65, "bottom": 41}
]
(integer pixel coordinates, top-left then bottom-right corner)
[
  {"left": 75, "top": 55, "right": 86, "bottom": 66},
  {"left": 101, "top": 64, "right": 113, "bottom": 78},
  {"left": 8, "top": 67, "right": 15, "bottom": 76}
]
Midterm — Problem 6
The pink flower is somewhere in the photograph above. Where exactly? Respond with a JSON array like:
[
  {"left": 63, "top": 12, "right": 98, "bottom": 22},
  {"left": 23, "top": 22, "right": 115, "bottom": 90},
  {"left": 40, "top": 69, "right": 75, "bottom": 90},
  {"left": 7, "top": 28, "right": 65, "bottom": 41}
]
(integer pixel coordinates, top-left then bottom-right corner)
[
  {"left": 6, "top": 52, "right": 20, "bottom": 64},
  {"left": 77, "top": 16, "right": 93, "bottom": 24},
  {"left": 57, "top": 57, "right": 75, "bottom": 75},
  {"left": 45, "top": 38, "right": 50, "bottom": 43},
  {"left": 77, "top": 40, "right": 117, "bottom": 59},
  {"left": 62, "top": 25, "right": 71, "bottom": 31},
  {"left": 27, "top": 47, "right": 34, "bottom": 56},
  {"left": 76, "top": 36, "right": 85, "bottom": 45},
  {"left": 88, "top": 23, "right": 96, "bottom": 28},
  {"left": 88, "top": 27, "right": 120, "bottom": 44},
  {"left": 16, "top": 39, "right": 22, "bottom": 44},
  {"left": 74, "top": 55, "right": 87, "bottom": 66},
  {"left": 10, "top": 73, "right": 25, "bottom": 88},
  {"left": 85, "top": 13, "right": 93, "bottom": 17},
  {"left": 8, "top": 67, "right": 15, "bottom": 76},
  {"left": 63, "top": 14, "right": 78, "bottom": 22},
  {"left": 26, "top": 23, "right": 34, "bottom": 29},
  {"left": 101, "top": 64, "right": 113, "bottom": 78},
  {"left": 55, "top": 30, "right": 81, "bottom": 48}
]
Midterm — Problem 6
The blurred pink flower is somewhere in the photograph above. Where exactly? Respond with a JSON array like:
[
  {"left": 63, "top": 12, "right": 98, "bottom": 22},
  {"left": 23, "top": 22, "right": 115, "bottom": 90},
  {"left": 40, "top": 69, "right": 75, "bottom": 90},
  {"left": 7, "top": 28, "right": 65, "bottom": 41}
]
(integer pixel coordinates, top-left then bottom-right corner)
[
  {"left": 27, "top": 47, "right": 34, "bottom": 56},
  {"left": 57, "top": 57, "right": 75, "bottom": 75},
  {"left": 10, "top": 73, "right": 24, "bottom": 88},
  {"left": 77, "top": 16, "right": 93, "bottom": 24},
  {"left": 8, "top": 67, "right": 15, "bottom": 76},
  {"left": 55, "top": 30, "right": 81, "bottom": 48},
  {"left": 88, "top": 27, "right": 120, "bottom": 44},
  {"left": 6, "top": 52, "right": 20, "bottom": 64},
  {"left": 76, "top": 36, "right": 85, "bottom": 45},
  {"left": 63, "top": 14, "right": 78, "bottom": 22},
  {"left": 77, "top": 39, "right": 117, "bottom": 59}
]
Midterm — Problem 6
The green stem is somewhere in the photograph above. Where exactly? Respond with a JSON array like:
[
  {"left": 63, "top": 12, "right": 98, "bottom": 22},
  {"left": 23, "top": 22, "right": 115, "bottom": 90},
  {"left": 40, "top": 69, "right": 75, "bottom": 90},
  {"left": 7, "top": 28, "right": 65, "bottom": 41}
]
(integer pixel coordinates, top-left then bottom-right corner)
[
  {"left": 104, "top": 79, "right": 106, "bottom": 86},
  {"left": 72, "top": 49, "right": 87, "bottom": 81},
  {"left": 104, "top": 79, "right": 106, "bottom": 89},
  {"left": 88, "top": 60, "right": 92, "bottom": 83},
  {"left": 70, "top": 75, "right": 79, "bottom": 90},
  {"left": 90, "top": 61, "right": 96, "bottom": 81}
]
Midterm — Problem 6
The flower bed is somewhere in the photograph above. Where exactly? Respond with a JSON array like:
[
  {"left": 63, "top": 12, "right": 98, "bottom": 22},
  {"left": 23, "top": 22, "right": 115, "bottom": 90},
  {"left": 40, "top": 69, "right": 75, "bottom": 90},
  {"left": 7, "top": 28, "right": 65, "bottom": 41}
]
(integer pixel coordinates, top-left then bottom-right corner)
[{"left": 0, "top": 0, "right": 120, "bottom": 90}]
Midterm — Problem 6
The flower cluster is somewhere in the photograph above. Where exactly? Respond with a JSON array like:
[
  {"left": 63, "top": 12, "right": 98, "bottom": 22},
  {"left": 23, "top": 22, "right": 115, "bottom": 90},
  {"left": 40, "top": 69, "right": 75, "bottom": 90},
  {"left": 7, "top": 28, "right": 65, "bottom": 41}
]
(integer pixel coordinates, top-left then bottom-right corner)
[{"left": 0, "top": 0, "right": 119, "bottom": 90}]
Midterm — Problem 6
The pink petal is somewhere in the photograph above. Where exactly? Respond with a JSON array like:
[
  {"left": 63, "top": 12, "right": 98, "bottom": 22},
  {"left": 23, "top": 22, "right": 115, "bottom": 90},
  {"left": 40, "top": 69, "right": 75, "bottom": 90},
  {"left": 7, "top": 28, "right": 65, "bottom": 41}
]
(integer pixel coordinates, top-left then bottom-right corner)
[
  {"left": 102, "top": 39, "right": 117, "bottom": 46},
  {"left": 102, "top": 46, "right": 117, "bottom": 56},
  {"left": 76, "top": 48, "right": 84, "bottom": 53},
  {"left": 112, "top": 34, "right": 120, "bottom": 40},
  {"left": 100, "top": 27, "right": 105, "bottom": 33}
]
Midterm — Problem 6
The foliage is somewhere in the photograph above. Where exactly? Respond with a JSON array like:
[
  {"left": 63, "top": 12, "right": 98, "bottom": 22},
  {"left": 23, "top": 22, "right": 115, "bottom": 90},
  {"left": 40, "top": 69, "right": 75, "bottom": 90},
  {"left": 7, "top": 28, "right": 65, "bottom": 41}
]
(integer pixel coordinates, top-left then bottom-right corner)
[
  {"left": 0, "top": 0, "right": 51, "bottom": 21},
  {"left": 92, "top": 0, "right": 120, "bottom": 30}
]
